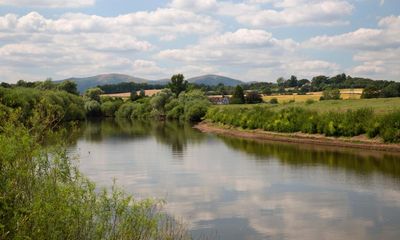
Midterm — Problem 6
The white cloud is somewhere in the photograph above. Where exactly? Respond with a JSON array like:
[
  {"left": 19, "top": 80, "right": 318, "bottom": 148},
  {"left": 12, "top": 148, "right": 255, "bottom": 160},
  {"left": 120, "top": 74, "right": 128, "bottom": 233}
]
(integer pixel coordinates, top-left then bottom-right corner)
[
  {"left": 0, "top": 10, "right": 220, "bottom": 36},
  {"left": 303, "top": 15, "right": 400, "bottom": 80},
  {"left": 158, "top": 28, "right": 339, "bottom": 81},
  {"left": 169, "top": 0, "right": 217, "bottom": 11},
  {"left": 169, "top": 0, "right": 353, "bottom": 27},
  {"left": 0, "top": 0, "right": 95, "bottom": 8},
  {"left": 0, "top": 9, "right": 221, "bottom": 82},
  {"left": 231, "top": 0, "right": 353, "bottom": 27},
  {"left": 305, "top": 16, "right": 400, "bottom": 50}
]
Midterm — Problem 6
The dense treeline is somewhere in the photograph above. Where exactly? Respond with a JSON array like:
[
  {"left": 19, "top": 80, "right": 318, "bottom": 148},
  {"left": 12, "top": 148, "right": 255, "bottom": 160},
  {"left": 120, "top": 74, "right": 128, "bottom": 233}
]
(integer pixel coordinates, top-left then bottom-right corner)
[
  {"left": 1, "top": 78, "right": 79, "bottom": 95},
  {"left": 0, "top": 74, "right": 211, "bottom": 122},
  {"left": 0, "top": 86, "right": 85, "bottom": 123},
  {"left": 191, "top": 73, "right": 400, "bottom": 99},
  {"left": 98, "top": 82, "right": 165, "bottom": 94},
  {"left": 206, "top": 106, "right": 400, "bottom": 143},
  {"left": 82, "top": 74, "right": 210, "bottom": 122}
]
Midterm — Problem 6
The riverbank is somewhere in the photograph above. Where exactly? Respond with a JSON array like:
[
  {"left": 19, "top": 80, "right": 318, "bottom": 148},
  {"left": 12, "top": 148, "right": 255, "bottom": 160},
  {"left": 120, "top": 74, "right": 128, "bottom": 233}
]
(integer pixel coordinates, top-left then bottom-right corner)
[{"left": 194, "top": 121, "right": 400, "bottom": 152}]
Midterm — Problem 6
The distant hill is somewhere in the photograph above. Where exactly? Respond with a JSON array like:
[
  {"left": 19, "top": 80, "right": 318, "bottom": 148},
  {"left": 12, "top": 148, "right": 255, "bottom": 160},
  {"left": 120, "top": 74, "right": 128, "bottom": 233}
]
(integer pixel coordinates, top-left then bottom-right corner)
[
  {"left": 57, "top": 73, "right": 245, "bottom": 93},
  {"left": 57, "top": 74, "right": 149, "bottom": 93},
  {"left": 187, "top": 74, "right": 243, "bottom": 86},
  {"left": 149, "top": 79, "right": 170, "bottom": 85}
]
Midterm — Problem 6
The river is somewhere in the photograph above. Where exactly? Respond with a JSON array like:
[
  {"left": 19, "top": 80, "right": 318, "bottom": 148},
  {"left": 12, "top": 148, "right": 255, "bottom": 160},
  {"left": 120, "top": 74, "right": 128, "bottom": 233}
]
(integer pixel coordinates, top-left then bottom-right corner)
[{"left": 71, "top": 119, "right": 400, "bottom": 240}]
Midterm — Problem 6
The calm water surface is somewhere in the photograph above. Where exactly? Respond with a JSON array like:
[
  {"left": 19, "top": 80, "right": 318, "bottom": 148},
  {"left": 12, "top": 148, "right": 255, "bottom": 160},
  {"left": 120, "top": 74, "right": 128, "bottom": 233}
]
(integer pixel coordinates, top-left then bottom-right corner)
[{"left": 71, "top": 119, "right": 400, "bottom": 240}]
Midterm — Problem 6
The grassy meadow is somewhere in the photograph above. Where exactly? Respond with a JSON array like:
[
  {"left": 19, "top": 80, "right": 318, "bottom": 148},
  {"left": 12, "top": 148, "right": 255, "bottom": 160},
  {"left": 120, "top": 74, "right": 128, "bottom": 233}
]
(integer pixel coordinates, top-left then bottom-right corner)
[
  {"left": 262, "top": 88, "right": 363, "bottom": 103},
  {"left": 218, "top": 97, "right": 400, "bottom": 115}
]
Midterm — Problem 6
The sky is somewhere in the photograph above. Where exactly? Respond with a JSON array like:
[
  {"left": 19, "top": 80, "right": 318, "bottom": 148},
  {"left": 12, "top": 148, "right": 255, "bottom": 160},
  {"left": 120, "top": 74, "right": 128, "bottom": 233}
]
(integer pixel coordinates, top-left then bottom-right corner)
[{"left": 0, "top": 0, "right": 399, "bottom": 83}]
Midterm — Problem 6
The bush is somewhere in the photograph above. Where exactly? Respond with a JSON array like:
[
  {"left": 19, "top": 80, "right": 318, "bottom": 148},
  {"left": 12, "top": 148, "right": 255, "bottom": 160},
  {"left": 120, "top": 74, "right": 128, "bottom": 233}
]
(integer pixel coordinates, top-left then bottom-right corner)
[
  {"left": 115, "top": 102, "right": 136, "bottom": 119},
  {"left": 305, "top": 99, "right": 315, "bottom": 105},
  {"left": 269, "top": 98, "right": 278, "bottom": 104},
  {"left": 379, "top": 111, "right": 400, "bottom": 142},
  {"left": 0, "top": 111, "right": 191, "bottom": 240},
  {"left": 84, "top": 100, "right": 102, "bottom": 117},
  {"left": 205, "top": 106, "right": 400, "bottom": 142},
  {"left": 321, "top": 88, "right": 341, "bottom": 100},
  {"left": 100, "top": 100, "right": 122, "bottom": 117},
  {"left": 245, "top": 91, "right": 263, "bottom": 104}
]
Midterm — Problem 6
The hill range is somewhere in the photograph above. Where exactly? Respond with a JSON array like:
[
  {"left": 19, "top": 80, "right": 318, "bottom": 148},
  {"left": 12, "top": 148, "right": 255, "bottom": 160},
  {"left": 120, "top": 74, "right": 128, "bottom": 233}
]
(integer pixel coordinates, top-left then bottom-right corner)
[{"left": 57, "top": 73, "right": 244, "bottom": 92}]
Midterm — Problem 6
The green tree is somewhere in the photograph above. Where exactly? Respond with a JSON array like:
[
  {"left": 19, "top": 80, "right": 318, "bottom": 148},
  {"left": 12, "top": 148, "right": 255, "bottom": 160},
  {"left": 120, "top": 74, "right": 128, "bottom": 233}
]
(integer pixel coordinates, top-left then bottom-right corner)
[
  {"left": 139, "top": 89, "right": 146, "bottom": 98},
  {"left": 276, "top": 77, "right": 285, "bottom": 87},
  {"left": 130, "top": 90, "right": 140, "bottom": 101},
  {"left": 84, "top": 87, "right": 103, "bottom": 102},
  {"left": 168, "top": 74, "right": 188, "bottom": 96},
  {"left": 245, "top": 91, "right": 262, "bottom": 104},
  {"left": 361, "top": 85, "right": 381, "bottom": 99},
  {"left": 380, "top": 83, "right": 400, "bottom": 98},
  {"left": 287, "top": 75, "right": 298, "bottom": 87},
  {"left": 84, "top": 100, "right": 101, "bottom": 117},
  {"left": 57, "top": 80, "right": 78, "bottom": 95},
  {"left": 321, "top": 88, "right": 341, "bottom": 100},
  {"left": 230, "top": 85, "right": 245, "bottom": 104},
  {"left": 150, "top": 89, "right": 174, "bottom": 114}
]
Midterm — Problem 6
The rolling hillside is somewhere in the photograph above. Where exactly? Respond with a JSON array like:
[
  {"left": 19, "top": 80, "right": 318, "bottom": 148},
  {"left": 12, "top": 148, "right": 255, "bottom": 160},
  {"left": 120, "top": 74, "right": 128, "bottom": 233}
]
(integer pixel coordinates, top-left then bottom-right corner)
[
  {"left": 187, "top": 74, "right": 243, "bottom": 86},
  {"left": 58, "top": 73, "right": 245, "bottom": 93},
  {"left": 58, "top": 74, "right": 149, "bottom": 93}
]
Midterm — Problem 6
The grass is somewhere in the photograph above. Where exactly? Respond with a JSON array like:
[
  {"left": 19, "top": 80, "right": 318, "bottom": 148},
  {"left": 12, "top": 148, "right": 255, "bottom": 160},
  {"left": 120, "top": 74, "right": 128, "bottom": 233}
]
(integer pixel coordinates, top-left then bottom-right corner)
[
  {"left": 219, "top": 97, "right": 400, "bottom": 115},
  {"left": 262, "top": 88, "right": 363, "bottom": 103}
]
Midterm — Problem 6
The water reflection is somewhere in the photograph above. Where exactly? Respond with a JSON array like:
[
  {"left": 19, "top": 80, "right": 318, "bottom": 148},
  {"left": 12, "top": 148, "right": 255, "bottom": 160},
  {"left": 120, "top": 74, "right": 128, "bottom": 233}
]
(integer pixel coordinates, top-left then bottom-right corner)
[
  {"left": 73, "top": 119, "right": 400, "bottom": 240},
  {"left": 219, "top": 136, "right": 400, "bottom": 180}
]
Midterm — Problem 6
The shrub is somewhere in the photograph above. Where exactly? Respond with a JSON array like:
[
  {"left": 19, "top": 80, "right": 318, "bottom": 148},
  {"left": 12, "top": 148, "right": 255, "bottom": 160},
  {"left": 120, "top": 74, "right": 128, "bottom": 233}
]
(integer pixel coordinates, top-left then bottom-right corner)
[
  {"left": 84, "top": 100, "right": 102, "bottom": 117},
  {"left": 0, "top": 111, "right": 191, "bottom": 240},
  {"left": 321, "top": 88, "right": 341, "bottom": 100},
  {"left": 379, "top": 111, "right": 400, "bottom": 142},
  {"left": 269, "top": 98, "right": 278, "bottom": 104},
  {"left": 100, "top": 101, "right": 122, "bottom": 117},
  {"left": 115, "top": 102, "right": 136, "bottom": 119},
  {"left": 245, "top": 91, "right": 263, "bottom": 104},
  {"left": 305, "top": 99, "right": 315, "bottom": 105}
]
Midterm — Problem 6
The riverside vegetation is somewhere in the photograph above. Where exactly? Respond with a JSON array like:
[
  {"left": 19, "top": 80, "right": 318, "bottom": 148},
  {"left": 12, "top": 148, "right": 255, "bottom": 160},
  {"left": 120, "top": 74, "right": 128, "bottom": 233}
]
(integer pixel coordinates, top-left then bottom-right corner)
[
  {"left": 205, "top": 105, "right": 400, "bottom": 143},
  {"left": 0, "top": 84, "right": 194, "bottom": 239}
]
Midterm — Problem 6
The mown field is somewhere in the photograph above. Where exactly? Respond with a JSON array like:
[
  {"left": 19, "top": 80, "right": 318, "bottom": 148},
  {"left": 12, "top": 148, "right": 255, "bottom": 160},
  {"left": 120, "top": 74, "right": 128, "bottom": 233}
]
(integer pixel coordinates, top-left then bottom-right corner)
[
  {"left": 101, "top": 89, "right": 161, "bottom": 98},
  {"left": 262, "top": 88, "right": 363, "bottom": 103},
  {"left": 218, "top": 97, "right": 400, "bottom": 115}
]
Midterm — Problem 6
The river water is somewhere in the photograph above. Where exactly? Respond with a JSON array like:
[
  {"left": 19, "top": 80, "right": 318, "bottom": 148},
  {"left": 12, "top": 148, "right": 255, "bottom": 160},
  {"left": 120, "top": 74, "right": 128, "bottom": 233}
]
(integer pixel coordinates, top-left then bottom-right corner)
[{"left": 72, "top": 119, "right": 400, "bottom": 240}]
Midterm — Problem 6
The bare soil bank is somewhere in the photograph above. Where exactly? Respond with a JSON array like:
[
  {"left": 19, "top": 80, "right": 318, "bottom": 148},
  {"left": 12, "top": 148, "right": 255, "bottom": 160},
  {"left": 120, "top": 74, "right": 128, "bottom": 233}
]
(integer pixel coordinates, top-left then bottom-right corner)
[{"left": 194, "top": 121, "right": 400, "bottom": 152}]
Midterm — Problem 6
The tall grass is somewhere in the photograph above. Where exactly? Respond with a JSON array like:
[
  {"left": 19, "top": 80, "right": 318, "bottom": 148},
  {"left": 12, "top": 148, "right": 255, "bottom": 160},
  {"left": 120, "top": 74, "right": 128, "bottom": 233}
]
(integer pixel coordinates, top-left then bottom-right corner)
[{"left": 205, "top": 106, "right": 400, "bottom": 143}]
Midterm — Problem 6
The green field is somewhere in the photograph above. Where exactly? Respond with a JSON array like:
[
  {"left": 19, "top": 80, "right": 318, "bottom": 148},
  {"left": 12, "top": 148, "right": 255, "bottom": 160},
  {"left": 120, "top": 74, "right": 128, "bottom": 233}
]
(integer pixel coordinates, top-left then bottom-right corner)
[{"left": 218, "top": 97, "right": 400, "bottom": 114}]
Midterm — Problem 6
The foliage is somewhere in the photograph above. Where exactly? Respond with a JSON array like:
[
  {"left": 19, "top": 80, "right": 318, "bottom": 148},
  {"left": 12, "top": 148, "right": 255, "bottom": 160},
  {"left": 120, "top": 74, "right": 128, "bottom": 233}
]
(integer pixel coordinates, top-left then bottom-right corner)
[
  {"left": 245, "top": 91, "right": 263, "bottom": 104},
  {"left": 0, "top": 110, "right": 191, "bottom": 240},
  {"left": 57, "top": 80, "right": 79, "bottom": 95},
  {"left": 100, "top": 99, "right": 123, "bottom": 117},
  {"left": 168, "top": 74, "right": 188, "bottom": 96},
  {"left": 380, "top": 83, "right": 400, "bottom": 98},
  {"left": 321, "top": 88, "right": 341, "bottom": 100},
  {"left": 361, "top": 85, "right": 381, "bottom": 99},
  {"left": 230, "top": 85, "right": 245, "bottom": 104},
  {"left": 269, "top": 98, "right": 278, "bottom": 104},
  {"left": 115, "top": 102, "right": 137, "bottom": 119},
  {"left": 85, "top": 87, "right": 104, "bottom": 102},
  {"left": 0, "top": 87, "right": 85, "bottom": 122},
  {"left": 150, "top": 89, "right": 174, "bottom": 115},
  {"left": 85, "top": 100, "right": 102, "bottom": 117},
  {"left": 205, "top": 105, "right": 400, "bottom": 143},
  {"left": 98, "top": 82, "right": 164, "bottom": 94}
]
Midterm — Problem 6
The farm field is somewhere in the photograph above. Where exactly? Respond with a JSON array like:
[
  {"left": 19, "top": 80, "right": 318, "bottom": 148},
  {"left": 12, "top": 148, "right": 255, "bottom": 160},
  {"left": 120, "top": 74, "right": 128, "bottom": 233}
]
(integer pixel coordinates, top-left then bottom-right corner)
[
  {"left": 219, "top": 97, "right": 400, "bottom": 114},
  {"left": 101, "top": 89, "right": 161, "bottom": 98},
  {"left": 262, "top": 88, "right": 363, "bottom": 103}
]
